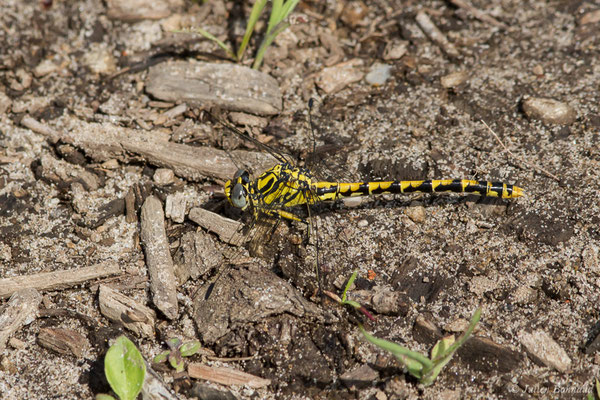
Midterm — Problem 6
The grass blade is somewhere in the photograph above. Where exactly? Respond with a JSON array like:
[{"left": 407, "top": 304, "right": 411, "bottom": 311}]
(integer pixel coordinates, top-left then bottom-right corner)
[
  {"left": 237, "top": 0, "right": 268, "bottom": 61},
  {"left": 183, "top": 27, "right": 236, "bottom": 61}
]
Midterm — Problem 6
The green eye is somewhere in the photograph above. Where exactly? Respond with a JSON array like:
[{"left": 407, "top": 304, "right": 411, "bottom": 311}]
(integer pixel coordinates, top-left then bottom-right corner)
[{"left": 231, "top": 183, "right": 247, "bottom": 209}]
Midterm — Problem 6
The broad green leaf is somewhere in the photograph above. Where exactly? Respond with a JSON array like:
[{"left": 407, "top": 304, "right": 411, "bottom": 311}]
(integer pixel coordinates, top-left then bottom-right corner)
[
  {"left": 95, "top": 395, "right": 116, "bottom": 400},
  {"left": 166, "top": 337, "right": 182, "bottom": 349},
  {"left": 169, "top": 353, "right": 185, "bottom": 373},
  {"left": 153, "top": 350, "right": 170, "bottom": 364},
  {"left": 104, "top": 336, "right": 146, "bottom": 400},
  {"left": 180, "top": 341, "right": 201, "bottom": 357}
]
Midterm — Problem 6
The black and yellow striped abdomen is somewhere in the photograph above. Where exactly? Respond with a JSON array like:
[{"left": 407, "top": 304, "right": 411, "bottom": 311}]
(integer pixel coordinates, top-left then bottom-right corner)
[
  {"left": 313, "top": 179, "right": 523, "bottom": 201},
  {"left": 225, "top": 162, "right": 524, "bottom": 222}
]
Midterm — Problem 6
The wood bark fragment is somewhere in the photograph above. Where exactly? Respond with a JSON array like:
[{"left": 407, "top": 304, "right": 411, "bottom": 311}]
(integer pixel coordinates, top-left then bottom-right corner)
[
  {"left": 98, "top": 285, "right": 156, "bottom": 337},
  {"left": 21, "top": 115, "right": 60, "bottom": 143},
  {"left": 140, "top": 196, "right": 179, "bottom": 320},
  {"left": 145, "top": 61, "right": 282, "bottom": 116},
  {"left": 188, "top": 363, "right": 271, "bottom": 388},
  {"left": 415, "top": 11, "right": 461, "bottom": 59},
  {"left": 125, "top": 186, "right": 137, "bottom": 223},
  {"left": 0, "top": 289, "right": 42, "bottom": 352},
  {"left": 37, "top": 327, "right": 88, "bottom": 358},
  {"left": 23, "top": 115, "right": 276, "bottom": 182},
  {"left": 141, "top": 360, "right": 180, "bottom": 400},
  {"left": 188, "top": 207, "right": 243, "bottom": 245},
  {"left": 449, "top": 0, "right": 508, "bottom": 29},
  {"left": 0, "top": 263, "right": 121, "bottom": 299}
]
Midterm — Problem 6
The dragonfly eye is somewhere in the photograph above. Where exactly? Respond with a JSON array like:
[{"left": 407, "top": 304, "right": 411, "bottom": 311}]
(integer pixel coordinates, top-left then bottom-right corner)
[
  {"left": 233, "top": 169, "right": 250, "bottom": 183},
  {"left": 231, "top": 183, "right": 247, "bottom": 209}
]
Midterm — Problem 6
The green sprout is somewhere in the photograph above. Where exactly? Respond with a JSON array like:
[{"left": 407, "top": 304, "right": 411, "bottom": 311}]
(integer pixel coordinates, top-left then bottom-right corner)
[
  {"left": 153, "top": 337, "right": 201, "bottom": 373},
  {"left": 360, "top": 307, "right": 482, "bottom": 387},
  {"left": 323, "top": 270, "right": 376, "bottom": 321},
  {"left": 184, "top": 0, "right": 300, "bottom": 70},
  {"left": 587, "top": 378, "right": 600, "bottom": 400},
  {"left": 97, "top": 335, "right": 146, "bottom": 400}
]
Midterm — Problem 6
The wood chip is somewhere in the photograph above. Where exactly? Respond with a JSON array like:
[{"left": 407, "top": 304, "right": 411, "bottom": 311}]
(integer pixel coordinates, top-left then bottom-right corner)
[
  {"left": 38, "top": 327, "right": 89, "bottom": 358},
  {"left": 145, "top": 61, "right": 282, "bottom": 116},
  {"left": 21, "top": 115, "right": 60, "bottom": 143},
  {"left": 519, "top": 330, "right": 572, "bottom": 372},
  {"left": 25, "top": 115, "right": 276, "bottom": 182},
  {"left": 188, "top": 207, "right": 243, "bottom": 245},
  {"left": 106, "top": 0, "right": 171, "bottom": 21},
  {"left": 98, "top": 285, "right": 156, "bottom": 337},
  {"left": 140, "top": 196, "right": 178, "bottom": 320},
  {"left": 449, "top": 0, "right": 508, "bottom": 29},
  {"left": 415, "top": 11, "right": 461, "bottom": 59},
  {"left": 0, "top": 263, "right": 120, "bottom": 299},
  {"left": 175, "top": 231, "right": 223, "bottom": 283},
  {"left": 0, "top": 289, "right": 42, "bottom": 352},
  {"left": 125, "top": 187, "right": 137, "bottom": 223},
  {"left": 141, "top": 360, "right": 180, "bottom": 400},
  {"left": 165, "top": 191, "right": 186, "bottom": 223},
  {"left": 188, "top": 363, "right": 271, "bottom": 388}
]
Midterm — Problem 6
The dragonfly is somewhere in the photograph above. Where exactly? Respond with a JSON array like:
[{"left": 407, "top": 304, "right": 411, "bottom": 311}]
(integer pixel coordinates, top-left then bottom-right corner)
[{"left": 213, "top": 102, "right": 524, "bottom": 293}]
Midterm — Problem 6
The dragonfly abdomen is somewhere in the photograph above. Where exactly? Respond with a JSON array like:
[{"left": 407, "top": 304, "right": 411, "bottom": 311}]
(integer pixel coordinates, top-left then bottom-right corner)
[{"left": 314, "top": 179, "right": 523, "bottom": 201}]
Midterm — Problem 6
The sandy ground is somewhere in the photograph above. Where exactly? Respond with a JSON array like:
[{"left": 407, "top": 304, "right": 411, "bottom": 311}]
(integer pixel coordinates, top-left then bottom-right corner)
[{"left": 1, "top": 0, "right": 599, "bottom": 399}]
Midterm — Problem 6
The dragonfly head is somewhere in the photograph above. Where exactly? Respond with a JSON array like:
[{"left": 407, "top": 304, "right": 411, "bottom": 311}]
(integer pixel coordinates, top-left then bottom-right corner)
[{"left": 225, "top": 169, "right": 251, "bottom": 210}]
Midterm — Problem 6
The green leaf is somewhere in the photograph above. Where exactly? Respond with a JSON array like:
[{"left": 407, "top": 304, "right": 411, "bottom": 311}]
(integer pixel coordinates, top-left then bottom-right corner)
[
  {"left": 421, "top": 308, "right": 481, "bottom": 386},
  {"left": 342, "top": 271, "right": 358, "bottom": 302},
  {"left": 237, "top": 0, "right": 268, "bottom": 61},
  {"left": 431, "top": 335, "right": 455, "bottom": 361},
  {"left": 104, "top": 336, "right": 146, "bottom": 400},
  {"left": 182, "top": 28, "right": 236, "bottom": 61},
  {"left": 252, "top": 0, "right": 300, "bottom": 70},
  {"left": 95, "top": 395, "right": 116, "bottom": 400},
  {"left": 359, "top": 325, "right": 432, "bottom": 379},
  {"left": 266, "top": 0, "right": 283, "bottom": 35},
  {"left": 152, "top": 350, "right": 170, "bottom": 364},
  {"left": 166, "top": 337, "right": 182, "bottom": 350},
  {"left": 169, "top": 352, "right": 185, "bottom": 373},
  {"left": 179, "top": 341, "right": 201, "bottom": 357}
]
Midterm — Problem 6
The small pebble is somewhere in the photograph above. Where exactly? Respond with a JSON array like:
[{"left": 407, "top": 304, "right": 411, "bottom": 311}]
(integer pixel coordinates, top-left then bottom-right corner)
[
  {"left": 10, "top": 69, "right": 32, "bottom": 91},
  {"left": 440, "top": 71, "right": 468, "bottom": 88},
  {"left": 404, "top": 204, "right": 425, "bottom": 223},
  {"left": 153, "top": 168, "right": 175, "bottom": 185},
  {"left": 519, "top": 330, "right": 572, "bottom": 372},
  {"left": 340, "top": 1, "right": 369, "bottom": 27},
  {"left": 532, "top": 65, "right": 544, "bottom": 76},
  {"left": 316, "top": 59, "right": 364, "bottom": 94},
  {"left": 522, "top": 97, "right": 576, "bottom": 125},
  {"left": 365, "top": 63, "right": 392, "bottom": 86},
  {"left": 8, "top": 337, "right": 26, "bottom": 349},
  {"left": 34, "top": 59, "right": 59, "bottom": 78},
  {"left": 383, "top": 41, "right": 408, "bottom": 61},
  {"left": 83, "top": 47, "right": 117, "bottom": 75},
  {"left": 444, "top": 318, "right": 469, "bottom": 333},
  {"left": 0, "top": 91, "right": 11, "bottom": 114},
  {"left": 101, "top": 159, "right": 120, "bottom": 169},
  {"left": 106, "top": 0, "right": 171, "bottom": 21},
  {"left": 357, "top": 219, "right": 369, "bottom": 228},
  {"left": 579, "top": 9, "right": 600, "bottom": 25}
]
